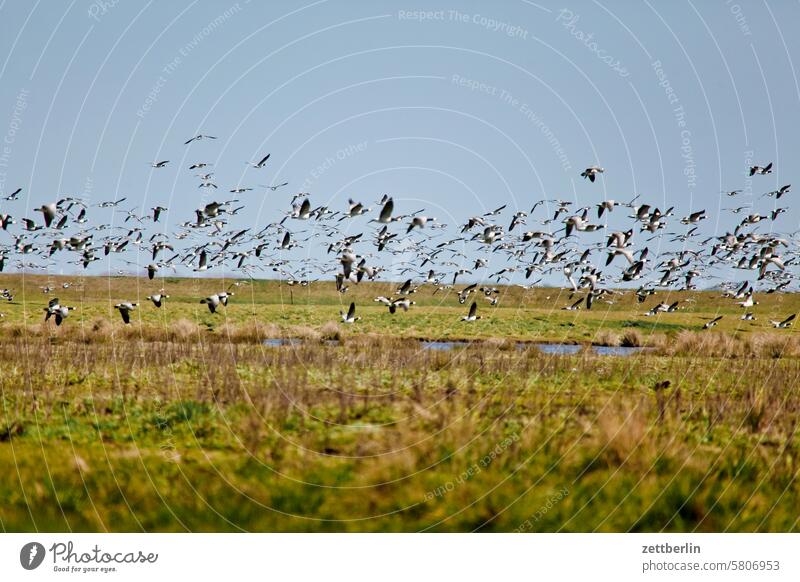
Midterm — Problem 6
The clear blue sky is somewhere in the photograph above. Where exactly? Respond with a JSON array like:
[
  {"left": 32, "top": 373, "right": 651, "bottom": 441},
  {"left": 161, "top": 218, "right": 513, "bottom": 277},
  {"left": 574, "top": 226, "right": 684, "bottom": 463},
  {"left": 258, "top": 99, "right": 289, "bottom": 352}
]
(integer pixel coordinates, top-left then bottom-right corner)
[{"left": 0, "top": 0, "right": 798, "bottom": 281}]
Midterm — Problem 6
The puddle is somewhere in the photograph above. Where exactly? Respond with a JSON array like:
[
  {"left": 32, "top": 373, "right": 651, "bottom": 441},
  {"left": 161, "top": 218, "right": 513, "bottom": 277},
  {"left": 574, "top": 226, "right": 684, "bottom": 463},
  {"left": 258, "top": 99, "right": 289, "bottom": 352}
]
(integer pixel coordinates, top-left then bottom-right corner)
[
  {"left": 536, "top": 343, "right": 582, "bottom": 355},
  {"left": 264, "top": 338, "right": 646, "bottom": 356},
  {"left": 592, "top": 345, "right": 646, "bottom": 356},
  {"left": 262, "top": 338, "right": 301, "bottom": 347},
  {"left": 533, "top": 343, "right": 645, "bottom": 356},
  {"left": 421, "top": 341, "right": 469, "bottom": 351}
]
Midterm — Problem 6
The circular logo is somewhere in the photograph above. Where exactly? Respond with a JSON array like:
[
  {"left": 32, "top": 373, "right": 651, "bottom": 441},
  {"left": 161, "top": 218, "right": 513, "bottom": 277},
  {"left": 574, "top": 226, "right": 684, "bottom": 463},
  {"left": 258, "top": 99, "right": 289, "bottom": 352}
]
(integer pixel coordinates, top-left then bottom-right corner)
[{"left": 19, "top": 542, "right": 46, "bottom": 570}]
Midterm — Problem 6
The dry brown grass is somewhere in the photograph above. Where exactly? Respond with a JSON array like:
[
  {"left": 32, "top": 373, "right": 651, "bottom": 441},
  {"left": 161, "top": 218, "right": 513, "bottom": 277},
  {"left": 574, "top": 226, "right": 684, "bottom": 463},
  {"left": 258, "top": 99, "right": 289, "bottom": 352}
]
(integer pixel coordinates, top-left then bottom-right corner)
[{"left": 594, "top": 329, "right": 621, "bottom": 347}]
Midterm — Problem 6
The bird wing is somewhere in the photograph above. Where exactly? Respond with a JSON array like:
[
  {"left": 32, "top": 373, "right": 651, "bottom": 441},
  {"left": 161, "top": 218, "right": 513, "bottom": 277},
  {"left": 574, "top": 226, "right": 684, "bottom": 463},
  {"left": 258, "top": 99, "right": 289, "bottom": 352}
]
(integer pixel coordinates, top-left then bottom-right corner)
[{"left": 379, "top": 199, "right": 393, "bottom": 222}]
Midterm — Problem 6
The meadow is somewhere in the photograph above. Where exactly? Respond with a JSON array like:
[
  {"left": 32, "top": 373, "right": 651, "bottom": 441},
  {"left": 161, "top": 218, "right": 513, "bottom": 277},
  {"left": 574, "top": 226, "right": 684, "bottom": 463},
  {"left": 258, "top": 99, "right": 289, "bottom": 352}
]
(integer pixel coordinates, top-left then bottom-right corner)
[{"left": 0, "top": 273, "right": 798, "bottom": 532}]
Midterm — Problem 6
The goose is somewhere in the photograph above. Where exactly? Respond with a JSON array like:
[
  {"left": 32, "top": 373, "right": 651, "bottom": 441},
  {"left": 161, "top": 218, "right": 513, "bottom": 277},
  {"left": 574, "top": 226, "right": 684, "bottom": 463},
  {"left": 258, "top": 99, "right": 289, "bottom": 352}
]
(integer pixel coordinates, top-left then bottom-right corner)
[
  {"left": 266, "top": 182, "right": 289, "bottom": 191},
  {"left": 146, "top": 264, "right": 159, "bottom": 280},
  {"left": 389, "top": 298, "right": 416, "bottom": 313},
  {"left": 193, "top": 250, "right": 209, "bottom": 272},
  {"left": 461, "top": 301, "right": 481, "bottom": 321},
  {"left": 407, "top": 216, "right": 435, "bottom": 233},
  {"left": 508, "top": 212, "right": 526, "bottom": 231},
  {"left": 247, "top": 153, "right": 270, "bottom": 168},
  {"left": 114, "top": 302, "right": 138, "bottom": 324},
  {"left": 43, "top": 298, "right": 75, "bottom": 326},
  {"left": 680, "top": 210, "right": 706, "bottom": 224},
  {"left": 458, "top": 283, "right": 477, "bottom": 304},
  {"left": 0, "top": 214, "right": 15, "bottom": 230},
  {"left": 423, "top": 270, "right": 440, "bottom": 285},
  {"left": 96, "top": 197, "right": 127, "bottom": 208},
  {"left": 770, "top": 314, "right": 796, "bottom": 328},
  {"left": 596, "top": 200, "right": 619, "bottom": 217},
  {"left": 340, "top": 302, "right": 360, "bottom": 323},
  {"left": 741, "top": 313, "right": 756, "bottom": 321},
  {"left": 770, "top": 208, "right": 787, "bottom": 220},
  {"left": 703, "top": 315, "right": 723, "bottom": 329},
  {"left": 36, "top": 202, "right": 58, "bottom": 228},
  {"left": 606, "top": 247, "right": 635, "bottom": 266},
  {"left": 21, "top": 218, "right": 42, "bottom": 231},
  {"left": 340, "top": 199, "right": 370, "bottom": 220},
  {"left": 645, "top": 302, "right": 669, "bottom": 316},
  {"left": 462, "top": 216, "right": 487, "bottom": 232},
  {"left": 151, "top": 241, "right": 173, "bottom": 260},
  {"left": 3, "top": 187, "right": 21, "bottom": 201},
  {"left": 288, "top": 198, "right": 312, "bottom": 220},
  {"left": 580, "top": 166, "right": 604, "bottom": 182},
  {"left": 736, "top": 291, "right": 758, "bottom": 308},
  {"left": 395, "top": 279, "right": 418, "bottom": 296},
  {"left": 371, "top": 198, "right": 394, "bottom": 224},
  {"left": 749, "top": 162, "right": 773, "bottom": 176},
  {"left": 561, "top": 297, "right": 584, "bottom": 311},
  {"left": 147, "top": 292, "right": 169, "bottom": 308},
  {"left": 218, "top": 291, "right": 234, "bottom": 306},
  {"left": 151, "top": 160, "right": 169, "bottom": 168},
  {"left": 373, "top": 296, "right": 393, "bottom": 306},
  {"left": 200, "top": 294, "right": 221, "bottom": 313},
  {"left": 484, "top": 205, "right": 506, "bottom": 217},
  {"left": 184, "top": 134, "right": 217, "bottom": 144},
  {"left": 151, "top": 206, "right": 168, "bottom": 222}
]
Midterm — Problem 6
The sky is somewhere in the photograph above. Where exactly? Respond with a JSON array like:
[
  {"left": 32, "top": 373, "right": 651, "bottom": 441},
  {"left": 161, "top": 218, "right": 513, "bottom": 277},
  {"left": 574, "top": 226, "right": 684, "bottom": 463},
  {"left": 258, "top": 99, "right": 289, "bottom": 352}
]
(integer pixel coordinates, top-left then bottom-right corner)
[{"left": 0, "top": 0, "right": 799, "bottom": 283}]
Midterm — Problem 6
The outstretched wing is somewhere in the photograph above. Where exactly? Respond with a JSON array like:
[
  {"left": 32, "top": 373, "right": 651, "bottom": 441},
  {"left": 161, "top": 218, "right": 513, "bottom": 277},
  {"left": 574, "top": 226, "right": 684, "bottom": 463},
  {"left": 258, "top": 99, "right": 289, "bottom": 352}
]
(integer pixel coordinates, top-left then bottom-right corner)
[{"left": 379, "top": 198, "right": 393, "bottom": 222}]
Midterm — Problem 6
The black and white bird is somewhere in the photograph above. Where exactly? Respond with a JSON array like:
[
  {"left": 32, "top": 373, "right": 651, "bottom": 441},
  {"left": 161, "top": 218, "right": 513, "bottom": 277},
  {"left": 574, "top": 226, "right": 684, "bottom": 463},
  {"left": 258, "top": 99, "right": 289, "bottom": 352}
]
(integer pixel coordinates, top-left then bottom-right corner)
[
  {"left": 340, "top": 302, "right": 360, "bottom": 323},
  {"left": 580, "top": 166, "right": 604, "bottom": 182},
  {"left": 114, "top": 302, "right": 138, "bottom": 324}
]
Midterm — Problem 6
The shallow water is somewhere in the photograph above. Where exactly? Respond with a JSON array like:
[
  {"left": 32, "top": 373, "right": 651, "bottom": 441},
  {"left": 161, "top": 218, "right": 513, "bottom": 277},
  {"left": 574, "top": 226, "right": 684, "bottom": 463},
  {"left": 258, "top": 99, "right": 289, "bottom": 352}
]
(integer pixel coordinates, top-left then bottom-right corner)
[
  {"left": 421, "top": 341, "right": 469, "bottom": 351},
  {"left": 262, "top": 338, "right": 302, "bottom": 347},
  {"left": 421, "top": 341, "right": 646, "bottom": 356},
  {"left": 262, "top": 338, "right": 645, "bottom": 356}
]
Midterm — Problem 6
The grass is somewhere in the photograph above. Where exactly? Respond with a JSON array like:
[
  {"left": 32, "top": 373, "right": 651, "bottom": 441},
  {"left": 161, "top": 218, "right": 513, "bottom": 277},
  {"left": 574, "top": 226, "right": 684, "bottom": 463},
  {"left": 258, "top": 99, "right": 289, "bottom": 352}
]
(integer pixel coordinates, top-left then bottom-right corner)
[
  {"left": 0, "top": 273, "right": 798, "bottom": 531},
  {"left": 1, "top": 272, "right": 799, "bottom": 345}
]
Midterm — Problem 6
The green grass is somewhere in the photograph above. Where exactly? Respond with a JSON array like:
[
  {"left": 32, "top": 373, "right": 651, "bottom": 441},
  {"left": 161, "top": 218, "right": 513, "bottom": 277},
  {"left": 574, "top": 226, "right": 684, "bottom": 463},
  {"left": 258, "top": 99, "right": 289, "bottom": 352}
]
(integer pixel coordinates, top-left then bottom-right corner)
[
  {"left": 0, "top": 274, "right": 798, "bottom": 532},
  {"left": 1, "top": 272, "right": 798, "bottom": 343}
]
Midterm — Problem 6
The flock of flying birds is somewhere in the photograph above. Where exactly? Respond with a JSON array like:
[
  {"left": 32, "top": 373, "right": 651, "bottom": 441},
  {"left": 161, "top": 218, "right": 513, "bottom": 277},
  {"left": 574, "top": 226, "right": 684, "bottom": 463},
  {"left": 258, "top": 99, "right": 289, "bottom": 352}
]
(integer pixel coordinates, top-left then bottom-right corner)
[{"left": 0, "top": 137, "right": 797, "bottom": 330}]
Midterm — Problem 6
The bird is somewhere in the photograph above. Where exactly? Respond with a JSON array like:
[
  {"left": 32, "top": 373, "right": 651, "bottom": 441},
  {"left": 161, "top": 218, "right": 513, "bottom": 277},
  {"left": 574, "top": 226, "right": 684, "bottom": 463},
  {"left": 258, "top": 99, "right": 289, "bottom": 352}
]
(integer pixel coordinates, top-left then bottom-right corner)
[
  {"left": 184, "top": 134, "right": 217, "bottom": 144},
  {"left": 461, "top": 301, "right": 481, "bottom": 321},
  {"left": 749, "top": 163, "right": 773, "bottom": 176},
  {"left": 580, "top": 166, "right": 604, "bottom": 182},
  {"left": 152, "top": 206, "right": 168, "bottom": 222},
  {"left": 36, "top": 203, "right": 58, "bottom": 228},
  {"left": 247, "top": 153, "right": 271, "bottom": 168},
  {"left": 372, "top": 197, "right": 394, "bottom": 224},
  {"left": 389, "top": 298, "right": 416, "bottom": 313},
  {"left": 114, "top": 302, "right": 138, "bottom": 324},
  {"left": 770, "top": 314, "right": 796, "bottom": 328},
  {"left": 407, "top": 216, "right": 435, "bottom": 233},
  {"left": 340, "top": 302, "right": 360, "bottom": 323},
  {"left": 703, "top": 315, "right": 723, "bottom": 329},
  {"left": 200, "top": 294, "right": 221, "bottom": 313},
  {"left": 43, "top": 298, "right": 75, "bottom": 326},
  {"left": 147, "top": 292, "right": 169, "bottom": 308}
]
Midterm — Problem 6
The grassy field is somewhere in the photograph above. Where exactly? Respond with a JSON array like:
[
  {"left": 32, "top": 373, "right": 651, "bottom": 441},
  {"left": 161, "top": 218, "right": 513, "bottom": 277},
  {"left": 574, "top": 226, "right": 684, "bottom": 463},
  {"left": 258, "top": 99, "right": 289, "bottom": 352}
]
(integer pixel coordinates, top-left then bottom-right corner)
[
  {"left": 0, "top": 273, "right": 798, "bottom": 532},
  {"left": 1, "top": 272, "right": 799, "bottom": 344}
]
